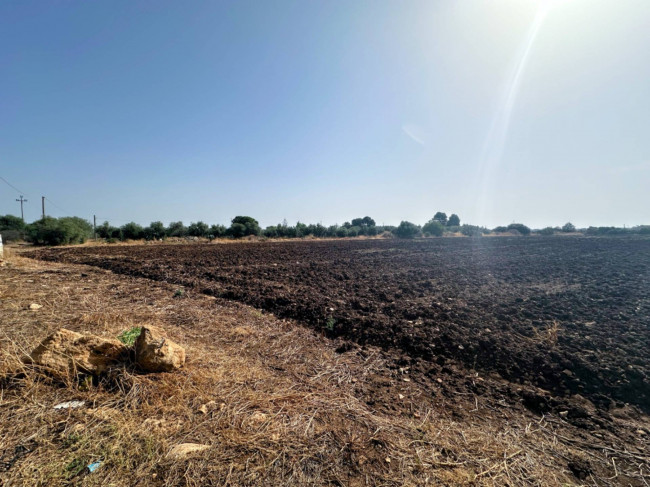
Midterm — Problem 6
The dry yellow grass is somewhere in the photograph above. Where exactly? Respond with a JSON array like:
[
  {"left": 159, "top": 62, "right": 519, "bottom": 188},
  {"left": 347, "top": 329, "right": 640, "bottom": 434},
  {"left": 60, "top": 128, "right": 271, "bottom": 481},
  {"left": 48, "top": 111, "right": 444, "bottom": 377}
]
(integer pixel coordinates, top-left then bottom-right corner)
[{"left": 1, "top": 249, "right": 648, "bottom": 486}]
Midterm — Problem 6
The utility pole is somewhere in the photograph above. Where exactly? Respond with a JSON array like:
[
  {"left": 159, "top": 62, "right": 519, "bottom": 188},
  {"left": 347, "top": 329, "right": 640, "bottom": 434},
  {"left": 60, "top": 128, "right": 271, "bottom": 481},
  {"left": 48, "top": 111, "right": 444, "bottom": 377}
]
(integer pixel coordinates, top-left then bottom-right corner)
[
  {"left": 16, "top": 195, "right": 27, "bottom": 222},
  {"left": 93, "top": 215, "right": 97, "bottom": 240},
  {"left": 42, "top": 196, "right": 45, "bottom": 219}
]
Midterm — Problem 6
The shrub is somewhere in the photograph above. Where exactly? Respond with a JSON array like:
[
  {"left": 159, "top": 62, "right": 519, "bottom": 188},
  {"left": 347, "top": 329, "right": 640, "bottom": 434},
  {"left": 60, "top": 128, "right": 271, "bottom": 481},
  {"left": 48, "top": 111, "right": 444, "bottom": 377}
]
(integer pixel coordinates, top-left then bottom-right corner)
[
  {"left": 209, "top": 224, "right": 227, "bottom": 238},
  {"left": 27, "top": 217, "right": 92, "bottom": 246},
  {"left": 493, "top": 226, "right": 508, "bottom": 233},
  {"left": 335, "top": 227, "right": 348, "bottom": 238},
  {"left": 166, "top": 221, "right": 187, "bottom": 238},
  {"left": 0, "top": 214, "right": 26, "bottom": 231},
  {"left": 460, "top": 224, "right": 482, "bottom": 237},
  {"left": 538, "top": 227, "right": 555, "bottom": 236},
  {"left": 188, "top": 221, "right": 209, "bottom": 237},
  {"left": 422, "top": 220, "right": 444, "bottom": 237},
  {"left": 120, "top": 222, "right": 144, "bottom": 240},
  {"left": 507, "top": 223, "right": 531, "bottom": 236},
  {"left": 143, "top": 221, "right": 166, "bottom": 240},
  {"left": 394, "top": 221, "right": 421, "bottom": 239}
]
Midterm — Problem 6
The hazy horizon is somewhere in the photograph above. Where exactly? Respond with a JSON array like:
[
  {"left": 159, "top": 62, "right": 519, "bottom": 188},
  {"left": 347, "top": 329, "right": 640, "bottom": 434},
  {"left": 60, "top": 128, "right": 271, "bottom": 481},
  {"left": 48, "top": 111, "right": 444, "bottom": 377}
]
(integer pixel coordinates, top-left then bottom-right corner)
[{"left": 2, "top": 0, "right": 648, "bottom": 229}]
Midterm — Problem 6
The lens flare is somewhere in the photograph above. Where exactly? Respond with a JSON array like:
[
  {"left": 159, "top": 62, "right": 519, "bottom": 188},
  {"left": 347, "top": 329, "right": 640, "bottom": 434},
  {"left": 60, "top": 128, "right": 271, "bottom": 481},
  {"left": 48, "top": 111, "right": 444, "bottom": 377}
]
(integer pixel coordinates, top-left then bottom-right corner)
[{"left": 474, "top": 5, "right": 549, "bottom": 224}]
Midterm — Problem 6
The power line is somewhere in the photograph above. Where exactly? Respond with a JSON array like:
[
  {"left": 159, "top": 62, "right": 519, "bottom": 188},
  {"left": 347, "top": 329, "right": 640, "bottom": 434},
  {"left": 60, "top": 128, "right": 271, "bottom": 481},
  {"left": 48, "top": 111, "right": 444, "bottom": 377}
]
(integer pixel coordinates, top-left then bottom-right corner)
[
  {"left": 44, "top": 197, "right": 70, "bottom": 215},
  {"left": 0, "top": 176, "right": 28, "bottom": 196}
]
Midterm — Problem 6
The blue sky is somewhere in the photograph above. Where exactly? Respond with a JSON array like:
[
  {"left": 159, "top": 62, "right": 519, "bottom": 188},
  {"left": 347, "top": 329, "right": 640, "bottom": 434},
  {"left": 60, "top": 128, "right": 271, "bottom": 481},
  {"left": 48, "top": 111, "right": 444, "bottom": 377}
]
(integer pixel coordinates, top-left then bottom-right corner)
[{"left": 1, "top": 0, "right": 648, "bottom": 228}]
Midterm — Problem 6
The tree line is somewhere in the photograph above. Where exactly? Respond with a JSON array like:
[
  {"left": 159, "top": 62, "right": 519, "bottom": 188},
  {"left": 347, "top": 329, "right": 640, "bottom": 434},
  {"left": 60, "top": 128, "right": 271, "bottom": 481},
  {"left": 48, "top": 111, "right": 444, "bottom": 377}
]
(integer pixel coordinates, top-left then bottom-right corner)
[{"left": 1, "top": 212, "right": 648, "bottom": 246}]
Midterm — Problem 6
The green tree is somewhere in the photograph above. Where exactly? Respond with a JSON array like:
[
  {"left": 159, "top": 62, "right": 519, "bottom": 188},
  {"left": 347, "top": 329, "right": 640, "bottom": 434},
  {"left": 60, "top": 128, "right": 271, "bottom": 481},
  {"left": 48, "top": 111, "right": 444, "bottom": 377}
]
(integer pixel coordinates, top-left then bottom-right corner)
[
  {"left": 209, "top": 224, "right": 226, "bottom": 238},
  {"left": 188, "top": 221, "right": 209, "bottom": 237},
  {"left": 0, "top": 214, "right": 25, "bottom": 231},
  {"left": 394, "top": 221, "right": 421, "bottom": 238},
  {"left": 561, "top": 222, "right": 576, "bottom": 233},
  {"left": 351, "top": 216, "right": 376, "bottom": 227},
  {"left": 433, "top": 212, "right": 448, "bottom": 225},
  {"left": 447, "top": 214, "right": 460, "bottom": 227},
  {"left": 460, "top": 224, "right": 482, "bottom": 237},
  {"left": 507, "top": 223, "right": 531, "bottom": 236},
  {"left": 27, "top": 217, "right": 92, "bottom": 245},
  {"left": 422, "top": 219, "right": 444, "bottom": 236},
  {"left": 229, "top": 216, "right": 260, "bottom": 237},
  {"left": 166, "top": 221, "right": 187, "bottom": 237},
  {"left": 143, "top": 221, "right": 166, "bottom": 240},
  {"left": 121, "top": 222, "right": 144, "bottom": 240}
]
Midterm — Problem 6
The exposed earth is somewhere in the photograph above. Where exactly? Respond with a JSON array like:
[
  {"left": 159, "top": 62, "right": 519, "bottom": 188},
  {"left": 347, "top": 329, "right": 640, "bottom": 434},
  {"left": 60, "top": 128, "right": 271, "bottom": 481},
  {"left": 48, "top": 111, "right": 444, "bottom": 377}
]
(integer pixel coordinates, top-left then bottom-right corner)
[
  {"left": 32, "top": 237, "right": 650, "bottom": 417},
  {"left": 8, "top": 236, "right": 647, "bottom": 485}
]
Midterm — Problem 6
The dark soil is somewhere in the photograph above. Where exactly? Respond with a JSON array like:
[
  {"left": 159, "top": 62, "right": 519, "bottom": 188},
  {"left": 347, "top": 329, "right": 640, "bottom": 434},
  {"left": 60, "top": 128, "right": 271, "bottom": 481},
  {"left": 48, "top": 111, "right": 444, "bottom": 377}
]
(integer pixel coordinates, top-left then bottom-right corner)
[{"left": 31, "top": 237, "right": 650, "bottom": 415}]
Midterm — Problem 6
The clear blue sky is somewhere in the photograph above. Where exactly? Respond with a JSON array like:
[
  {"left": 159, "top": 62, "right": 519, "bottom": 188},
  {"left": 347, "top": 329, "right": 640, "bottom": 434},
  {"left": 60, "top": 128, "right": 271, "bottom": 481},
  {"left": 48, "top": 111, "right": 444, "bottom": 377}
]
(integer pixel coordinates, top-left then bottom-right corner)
[{"left": 1, "top": 0, "right": 648, "bottom": 229}]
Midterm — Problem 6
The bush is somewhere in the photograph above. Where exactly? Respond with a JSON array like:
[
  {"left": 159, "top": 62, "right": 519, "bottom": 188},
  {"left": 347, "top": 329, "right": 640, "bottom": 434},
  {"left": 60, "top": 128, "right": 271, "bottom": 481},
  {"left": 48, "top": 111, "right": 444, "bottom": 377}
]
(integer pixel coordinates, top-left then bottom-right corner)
[
  {"left": 27, "top": 217, "right": 92, "bottom": 246},
  {"left": 120, "top": 222, "right": 144, "bottom": 240},
  {"left": 422, "top": 220, "right": 444, "bottom": 237},
  {"left": 143, "top": 221, "right": 166, "bottom": 240},
  {"left": 166, "top": 221, "right": 187, "bottom": 238},
  {"left": 507, "top": 223, "right": 531, "bottom": 236},
  {"left": 394, "top": 221, "right": 421, "bottom": 239},
  {"left": 0, "top": 214, "right": 26, "bottom": 231},
  {"left": 493, "top": 226, "right": 508, "bottom": 233},
  {"left": 188, "top": 221, "right": 209, "bottom": 238},
  {"left": 335, "top": 227, "right": 348, "bottom": 238},
  {"left": 538, "top": 227, "right": 555, "bottom": 236},
  {"left": 460, "top": 224, "right": 482, "bottom": 237},
  {"left": 561, "top": 222, "right": 576, "bottom": 233}
]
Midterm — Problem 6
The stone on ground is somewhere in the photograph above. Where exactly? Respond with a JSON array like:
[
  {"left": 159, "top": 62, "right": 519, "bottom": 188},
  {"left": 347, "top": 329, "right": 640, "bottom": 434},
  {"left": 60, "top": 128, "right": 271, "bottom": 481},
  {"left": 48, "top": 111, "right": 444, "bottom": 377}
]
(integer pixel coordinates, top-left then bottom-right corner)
[
  {"left": 27, "top": 328, "right": 128, "bottom": 378},
  {"left": 135, "top": 325, "right": 185, "bottom": 372},
  {"left": 167, "top": 443, "right": 209, "bottom": 459}
]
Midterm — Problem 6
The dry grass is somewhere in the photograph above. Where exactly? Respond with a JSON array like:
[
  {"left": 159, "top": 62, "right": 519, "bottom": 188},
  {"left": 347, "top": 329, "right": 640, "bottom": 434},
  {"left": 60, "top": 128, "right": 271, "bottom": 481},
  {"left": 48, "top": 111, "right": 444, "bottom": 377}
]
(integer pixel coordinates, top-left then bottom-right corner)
[{"left": 1, "top": 249, "right": 648, "bottom": 486}]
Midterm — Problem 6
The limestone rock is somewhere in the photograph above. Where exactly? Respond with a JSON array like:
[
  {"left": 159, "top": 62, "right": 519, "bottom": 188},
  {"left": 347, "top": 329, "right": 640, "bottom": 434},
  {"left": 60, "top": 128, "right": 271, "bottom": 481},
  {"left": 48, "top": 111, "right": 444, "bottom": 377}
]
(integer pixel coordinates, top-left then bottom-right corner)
[
  {"left": 135, "top": 325, "right": 185, "bottom": 372},
  {"left": 27, "top": 328, "right": 128, "bottom": 378},
  {"left": 167, "top": 443, "right": 209, "bottom": 459}
]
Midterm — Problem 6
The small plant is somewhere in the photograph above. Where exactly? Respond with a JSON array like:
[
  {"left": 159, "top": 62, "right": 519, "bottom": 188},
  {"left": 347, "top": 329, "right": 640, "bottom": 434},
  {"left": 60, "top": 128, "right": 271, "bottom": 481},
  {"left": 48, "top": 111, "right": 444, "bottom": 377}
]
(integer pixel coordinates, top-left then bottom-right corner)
[
  {"left": 325, "top": 318, "right": 336, "bottom": 331},
  {"left": 117, "top": 327, "right": 142, "bottom": 346},
  {"left": 174, "top": 288, "right": 184, "bottom": 298}
]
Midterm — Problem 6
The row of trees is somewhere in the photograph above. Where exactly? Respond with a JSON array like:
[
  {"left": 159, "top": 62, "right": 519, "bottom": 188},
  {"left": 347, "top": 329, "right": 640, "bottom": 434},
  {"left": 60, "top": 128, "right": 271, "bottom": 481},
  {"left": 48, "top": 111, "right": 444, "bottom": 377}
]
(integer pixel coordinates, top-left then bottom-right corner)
[{"left": 2, "top": 213, "right": 648, "bottom": 246}]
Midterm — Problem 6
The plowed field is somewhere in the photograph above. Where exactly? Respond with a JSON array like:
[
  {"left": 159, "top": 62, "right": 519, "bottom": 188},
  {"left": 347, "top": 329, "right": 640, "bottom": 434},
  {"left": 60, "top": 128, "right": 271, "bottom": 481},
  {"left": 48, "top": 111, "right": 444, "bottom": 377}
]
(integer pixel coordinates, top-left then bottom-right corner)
[{"left": 32, "top": 236, "right": 650, "bottom": 414}]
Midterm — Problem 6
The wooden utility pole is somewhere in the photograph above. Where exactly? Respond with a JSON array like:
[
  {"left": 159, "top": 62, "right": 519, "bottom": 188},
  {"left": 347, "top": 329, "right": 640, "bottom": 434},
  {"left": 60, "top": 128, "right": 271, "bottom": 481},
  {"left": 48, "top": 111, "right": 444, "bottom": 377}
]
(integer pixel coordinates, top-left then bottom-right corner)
[
  {"left": 93, "top": 215, "right": 97, "bottom": 239},
  {"left": 42, "top": 196, "right": 45, "bottom": 219},
  {"left": 16, "top": 195, "right": 27, "bottom": 222}
]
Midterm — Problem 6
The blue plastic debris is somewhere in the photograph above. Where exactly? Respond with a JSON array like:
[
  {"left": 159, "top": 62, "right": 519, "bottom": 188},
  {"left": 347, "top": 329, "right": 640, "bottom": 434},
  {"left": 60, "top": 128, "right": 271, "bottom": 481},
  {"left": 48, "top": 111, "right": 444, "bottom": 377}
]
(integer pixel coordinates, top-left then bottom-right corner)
[{"left": 87, "top": 460, "right": 102, "bottom": 473}]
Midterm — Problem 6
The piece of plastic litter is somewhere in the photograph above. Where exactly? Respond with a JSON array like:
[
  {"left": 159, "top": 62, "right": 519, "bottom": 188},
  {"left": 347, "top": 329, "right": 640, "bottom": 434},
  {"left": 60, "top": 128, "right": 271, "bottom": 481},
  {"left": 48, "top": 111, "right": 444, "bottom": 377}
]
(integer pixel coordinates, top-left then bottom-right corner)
[
  {"left": 87, "top": 460, "right": 102, "bottom": 473},
  {"left": 53, "top": 400, "right": 86, "bottom": 410}
]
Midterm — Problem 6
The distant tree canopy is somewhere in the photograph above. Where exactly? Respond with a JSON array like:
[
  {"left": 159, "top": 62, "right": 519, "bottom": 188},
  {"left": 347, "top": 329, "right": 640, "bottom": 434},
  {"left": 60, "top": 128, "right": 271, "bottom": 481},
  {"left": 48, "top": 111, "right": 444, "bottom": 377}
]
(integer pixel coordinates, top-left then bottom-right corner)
[
  {"left": 188, "top": 221, "right": 209, "bottom": 238},
  {"left": 447, "top": 214, "right": 460, "bottom": 227},
  {"left": 433, "top": 212, "right": 448, "bottom": 225},
  {"left": 394, "top": 221, "right": 421, "bottom": 239},
  {"left": 228, "top": 216, "right": 260, "bottom": 238},
  {"left": 507, "top": 223, "right": 531, "bottom": 236},
  {"left": 121, "top": 222, "right": 145, "bottom": 240},
  {"left": 0, "top": 214, "right": 26, "bottom": 231},
  {"left": 144, "top": 221, "right": 166, "bottom": 240},
  {"left": 422, "top": 219, "right": 444, "bottom": 237},
  {"left": 167, "top": 221, "right": 188, "bottom": 238},
  {"left": 561, "top": 222, "right": 576, "bottom": 233},
  {"left": 351, "top": 216, "right": 376, "bottom": 227}
]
